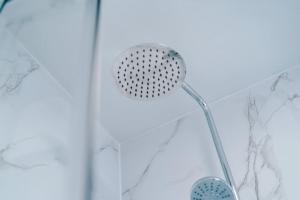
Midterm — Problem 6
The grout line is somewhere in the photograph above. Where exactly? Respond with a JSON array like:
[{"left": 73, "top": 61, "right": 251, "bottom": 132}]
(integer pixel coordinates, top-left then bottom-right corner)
[
  {"left": 120, "top": 109, "right": 196, "bottom": 145},
  {"left": 210, "top": 63, "right": 300, "bottom": 106},
  {"left": 120, "top": 62, "right": 300, "bottom": 144},
  {"left": 99, "top": 120, "right": 120, "bottom": 143},
  {"left": 5, "top": 25, "right": 73, "bottom": 101}
]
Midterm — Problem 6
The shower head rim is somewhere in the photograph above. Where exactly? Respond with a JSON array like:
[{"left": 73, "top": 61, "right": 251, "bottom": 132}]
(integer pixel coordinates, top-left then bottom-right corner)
[
  {"left": 191, "top": 176, "right": 231, "bottom": 189},
  {"left": 112, "top": 43, "right": 187, "bottom": 101}
]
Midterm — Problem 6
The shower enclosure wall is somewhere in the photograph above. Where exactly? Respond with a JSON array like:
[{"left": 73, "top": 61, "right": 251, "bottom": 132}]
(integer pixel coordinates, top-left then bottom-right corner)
[
  {"left": 96, "top": 64, "right": 300, "bottom": 200},
  {"left": 118, "top": 66, "right": 300, "bottom": 200},
  {"left": 97, "top": 1, "right": 300, "bottom": 200},
  {"left": 0, "top": 0, "right": 99, "bottom": 200},
  {"left": 1, "top": 0, "right": 300, "bottom": 200}
]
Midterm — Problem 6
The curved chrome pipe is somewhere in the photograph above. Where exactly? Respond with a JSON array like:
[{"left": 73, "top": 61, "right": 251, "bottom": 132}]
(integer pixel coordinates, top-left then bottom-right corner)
[{"left": 182, "top": 82, "right": 239, "bottom": 200}]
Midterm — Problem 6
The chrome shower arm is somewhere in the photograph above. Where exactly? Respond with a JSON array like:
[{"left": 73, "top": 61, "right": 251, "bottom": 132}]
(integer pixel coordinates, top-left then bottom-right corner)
[
  {"left": 181, "top": 81, "right": 239, "bottom": 200},
  {"left": 112, "top": 43, "right": 239, "bottom": 199}
]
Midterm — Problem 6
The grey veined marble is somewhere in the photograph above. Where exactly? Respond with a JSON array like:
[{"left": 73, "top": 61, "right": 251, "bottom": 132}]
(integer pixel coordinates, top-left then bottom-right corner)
[
  {"left": 0, "top": 18, "right": 72, "bottom": 200},
  {"left": 0, "top": 20, "right": 39, "bottom": 95},
  {"left": 119, "top": 65, "right": 300, "bottom": 200}
]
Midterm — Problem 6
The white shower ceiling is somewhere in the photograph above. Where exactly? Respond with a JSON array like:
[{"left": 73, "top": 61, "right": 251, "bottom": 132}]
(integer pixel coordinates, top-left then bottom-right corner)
[{"left": 99, "top": 0, "right": 300, "bottom": 141}]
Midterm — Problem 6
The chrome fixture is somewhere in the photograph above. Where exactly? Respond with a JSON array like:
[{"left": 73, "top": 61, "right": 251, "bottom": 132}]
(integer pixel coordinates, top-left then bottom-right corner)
[
  {"left": 112, "top": 43, "right": 239, "bottom": 200},
  {"left": 191, "top": 177, "right": 236, "bottom": 200}
]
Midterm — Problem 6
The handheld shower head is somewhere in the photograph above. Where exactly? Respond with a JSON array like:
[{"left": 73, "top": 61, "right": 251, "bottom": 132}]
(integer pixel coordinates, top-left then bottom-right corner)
[
  {"left": 112, "top": 43, "right": 239, "bottom": 200},
  {"left": 113, "top": 44, "right": 186, "bottom": 100},
  {"left": 191, "top": 177, "right": 235, "bottom": 200}
]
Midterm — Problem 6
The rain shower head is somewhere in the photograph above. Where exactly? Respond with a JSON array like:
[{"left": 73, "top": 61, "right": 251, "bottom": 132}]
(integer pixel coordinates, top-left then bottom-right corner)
[
  {"left": 112, "top": 44, "right": 186, "bottom": 100},
  {"left": 112, "top": 43, "right": 239, "bottom": 200}
]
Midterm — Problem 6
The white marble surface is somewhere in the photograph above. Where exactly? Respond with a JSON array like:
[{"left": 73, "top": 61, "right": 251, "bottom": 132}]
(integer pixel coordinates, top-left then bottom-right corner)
[
  {"left": 93, "top": 123, "right": 121, "bottom": 200},
  {"left": 0, "top": 21, "right": 73, "bottom": 200},
  {"left": 120, "top": 65, "right": 300, "bottom": 200},
  {"left": 0, "top": 0, "right": 95, "bottom": 96},
  {"left": 1, "top": 1, "right": 101, "bottom": 199},
  {"left": 99, "top": 0, "right": 300, "bottom": 141}
]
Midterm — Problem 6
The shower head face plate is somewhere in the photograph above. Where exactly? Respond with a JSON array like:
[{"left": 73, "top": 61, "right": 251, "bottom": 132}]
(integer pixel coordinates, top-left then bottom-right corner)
[
  {"left": 191, "top": 177, "right": 236, "bottom": 200},
  {"left": 112, "top": 44, "right": 186, "bottom": 100}
]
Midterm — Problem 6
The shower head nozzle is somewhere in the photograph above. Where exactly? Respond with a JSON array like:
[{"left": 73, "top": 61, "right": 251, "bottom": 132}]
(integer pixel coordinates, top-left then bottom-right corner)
[{"left": 112, "top": 44, "right": 186, "bottom": 100}]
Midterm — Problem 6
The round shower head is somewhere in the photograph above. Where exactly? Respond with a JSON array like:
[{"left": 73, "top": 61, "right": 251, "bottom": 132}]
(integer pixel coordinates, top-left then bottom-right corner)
[
  {"left": 112, "top": 43, "right": 186, "bottom": 100},
  {"left": 191, "top": 177, "right": 236, "bottom": 200}
]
